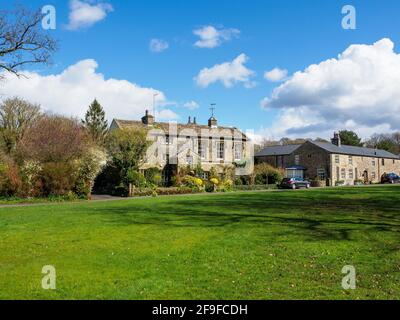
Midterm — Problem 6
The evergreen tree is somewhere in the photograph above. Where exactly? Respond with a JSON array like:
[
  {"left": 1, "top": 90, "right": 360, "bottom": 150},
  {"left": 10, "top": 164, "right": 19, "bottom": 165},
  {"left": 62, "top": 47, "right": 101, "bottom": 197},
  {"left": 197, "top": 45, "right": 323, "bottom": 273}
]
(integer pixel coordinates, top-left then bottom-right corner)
[
  {"left": 339, "top": 130, "right": 362, "bottom": 147},
  {"left": 83, "top": 99, "right": 108, "bottom": 146}
]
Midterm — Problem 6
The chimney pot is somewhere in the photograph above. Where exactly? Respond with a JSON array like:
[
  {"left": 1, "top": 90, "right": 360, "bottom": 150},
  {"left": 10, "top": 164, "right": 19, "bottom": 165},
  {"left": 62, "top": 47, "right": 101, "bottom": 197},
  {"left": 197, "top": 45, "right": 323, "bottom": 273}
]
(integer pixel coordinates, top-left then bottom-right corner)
[
  {"left": 331, "top": 131, "right": 341, "bottom": 147},
  {"left": 193, "top": 117, "right": 197, "bottom": 125},
  {"left": 142, "top": 109, "right": 154, "bottom": 125}
]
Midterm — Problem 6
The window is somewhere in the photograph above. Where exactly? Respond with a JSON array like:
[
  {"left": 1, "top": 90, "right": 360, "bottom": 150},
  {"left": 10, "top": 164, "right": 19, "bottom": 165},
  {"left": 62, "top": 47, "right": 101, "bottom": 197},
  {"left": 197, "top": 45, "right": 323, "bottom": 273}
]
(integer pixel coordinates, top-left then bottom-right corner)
[
  {"left": 349, "top": 156, "right": 353, "bottom": 165},
  {"left": 355, "top": 168, "right": 358, "bottom": 179},
  {"left": 371, "top": 172, "right": 376, "bottom": 180},
  {"left": 198, "top": 140, "right": 206, "bottom": 159},
  {"left": 201, "top": 172, "right": 209, "bottom": 180},
  {"left": 317, "top": 169, "right": 326, "bottom": 180},
  {"left": 393, "top": 159, "right": 396, "bottom": 164},
  {"left": 335, "top": 155, "right": 340, "bottom": 164},
  {"left": 286, "top": 169, "right": 304, "bottom": 179},
  {"left": 372, "top": 159, "right": 376, "bottom": 167},
  {"left": 382, "top": 158, "right": 385, "bottom": 166},
  {"left": 336, "top": 166, "right": 340, "bottom": 179},
  {"left": 165, "top": 135, "right": 171, "bottom": 145},
  {"left": 234, "top": 143, "right": 242, "bottom": 160},
  {"left": 295, "top": 155, "right": 300, "bottom": 165},
  {"left": 348, "top": 169, "right": 354, "bottom": 180},
  {"left": 186, "top": 155, "right": 193, "bottom": 165},
  {"left": 217, "top": 140, "right": 225, "bottom": 159},
  {"left": 341, "top": 168, "right": 346, "bottom": 179}
]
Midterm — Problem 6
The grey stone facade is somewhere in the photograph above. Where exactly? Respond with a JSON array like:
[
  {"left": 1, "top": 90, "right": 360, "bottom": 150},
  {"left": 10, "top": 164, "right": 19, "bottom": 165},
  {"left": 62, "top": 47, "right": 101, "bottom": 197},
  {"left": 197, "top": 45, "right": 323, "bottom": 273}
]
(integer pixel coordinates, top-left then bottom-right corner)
[{"left": 255, "top": 134, "right": 400, "bottom": 185}]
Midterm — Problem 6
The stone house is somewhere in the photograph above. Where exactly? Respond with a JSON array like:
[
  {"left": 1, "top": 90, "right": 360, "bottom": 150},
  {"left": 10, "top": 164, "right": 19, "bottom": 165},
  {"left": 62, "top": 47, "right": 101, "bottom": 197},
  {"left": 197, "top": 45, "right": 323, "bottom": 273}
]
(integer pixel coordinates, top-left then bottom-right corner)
[
  {"left": 255, "top": 133, "right": 400, "bottom": 185},
  {"left": 110, "top": 111, "right": 251, "bottom": 185}
]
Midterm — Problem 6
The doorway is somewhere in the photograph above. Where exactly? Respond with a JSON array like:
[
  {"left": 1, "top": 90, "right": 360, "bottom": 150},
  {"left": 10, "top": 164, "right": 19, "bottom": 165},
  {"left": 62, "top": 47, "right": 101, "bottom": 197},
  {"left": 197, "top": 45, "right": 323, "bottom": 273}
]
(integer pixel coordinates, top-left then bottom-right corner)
[{"left": 363, "top": 170, "right": 369, "bottom": 183}]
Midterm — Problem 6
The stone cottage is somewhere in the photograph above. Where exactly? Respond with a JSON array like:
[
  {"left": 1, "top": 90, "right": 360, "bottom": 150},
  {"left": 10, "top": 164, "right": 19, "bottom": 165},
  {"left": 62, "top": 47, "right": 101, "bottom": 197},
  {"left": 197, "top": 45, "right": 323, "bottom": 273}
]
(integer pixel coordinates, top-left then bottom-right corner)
[{"left": 255, "top": 133, "right": 400, "bottom": 185}]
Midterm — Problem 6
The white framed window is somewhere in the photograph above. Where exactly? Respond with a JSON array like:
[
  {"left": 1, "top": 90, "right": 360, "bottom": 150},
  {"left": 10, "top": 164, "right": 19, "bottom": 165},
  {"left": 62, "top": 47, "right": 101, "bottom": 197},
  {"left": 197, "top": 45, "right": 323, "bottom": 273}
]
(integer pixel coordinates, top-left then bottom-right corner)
[
  {"left": 217, "top": 141, "right": 225, "bottom": 159},
  {"left": 341, "top": 168, "right": 346, "bottom": 179},
  {"left": 335, "top": 155, "right": 340, "bottom": 164},
  {"left": 371, "top": 172, "right": 376, "bottom": 180},
  {"left": 349, "top": 156, "right": 353, "bottom": 165},
  {"left": 348, "top": 169, "right": 354, "bottom": 179},
  {"left": 186, "top": 155, "right": 193, "bottom": 165},
  {"left": 286, "top": 169, "right": 304, "bottom": 179},
  {"left": 198, "top": 140, "right": 206, "bottom": 159},
  {"left": 295, "top": 155, "right": 300, "bottom": 165},
  {"left": 234, "top": 143, "right": 242, "bottom": 160},
  {"left": 372, "top": 159, "right": 376, "bottom": 167},
  {"left": 317, "top": 169, "right": 326, "bottom": 180}
]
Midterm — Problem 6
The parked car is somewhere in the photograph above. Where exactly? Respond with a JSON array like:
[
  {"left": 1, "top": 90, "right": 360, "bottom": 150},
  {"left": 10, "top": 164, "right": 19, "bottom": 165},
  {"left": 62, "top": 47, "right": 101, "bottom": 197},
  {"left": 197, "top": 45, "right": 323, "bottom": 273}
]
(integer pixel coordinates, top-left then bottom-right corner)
[
  {"left": 279, "top": 177, "right": 311, "bottom": 189},
  {"left": 381, "top": 173, "right": 400, "bottom": 184}
]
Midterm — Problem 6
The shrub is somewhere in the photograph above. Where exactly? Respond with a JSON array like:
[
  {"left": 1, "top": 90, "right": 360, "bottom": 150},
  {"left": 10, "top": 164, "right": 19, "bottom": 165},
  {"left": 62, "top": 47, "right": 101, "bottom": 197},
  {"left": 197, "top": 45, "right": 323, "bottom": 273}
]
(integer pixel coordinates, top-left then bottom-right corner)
[
  {"left": 145, "top": 168, "right": 163, "bottom": 187},
  {"left": 205, "top": 181, "right": 215, "bottom": 193},
  {"left": 19, "top": 160, "right": 42, "bottom": 197},
  {"left": 39, "top": 162, "right": 79, "bottom": 196},
  {"left": 210, "top": 178, "right": 219, "bottom": 186},
  {"left": 233, "top": 184, "right": 278, "bottom": 191},
  {"left": 113, "top": 184, "right": 129, "bottom": 197},
  {"left": 252, "top": 163, "right": 283, "bottom": 185},
  {"left": 222, "top": 179, "right": 233, "bottom": 191},
  {"left": 183, "top": 175, "right": 203, "bottom": 189},
  {"left": 0, "top": 161, "right": 23, "bottom": 196},
  {"left": 126, "top": 169, "right": 147, "bottom": 188}
]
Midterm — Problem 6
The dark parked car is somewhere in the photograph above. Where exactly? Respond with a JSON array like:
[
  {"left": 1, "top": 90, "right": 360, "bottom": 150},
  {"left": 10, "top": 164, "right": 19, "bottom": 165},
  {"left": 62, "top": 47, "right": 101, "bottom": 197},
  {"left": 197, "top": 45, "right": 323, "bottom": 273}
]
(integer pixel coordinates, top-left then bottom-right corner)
[
  {"left": 279, "top": 177, "right": 311, "bottom": 189},
  {"left": 381, "top": 173, "right": 400, "bottom": 184}
]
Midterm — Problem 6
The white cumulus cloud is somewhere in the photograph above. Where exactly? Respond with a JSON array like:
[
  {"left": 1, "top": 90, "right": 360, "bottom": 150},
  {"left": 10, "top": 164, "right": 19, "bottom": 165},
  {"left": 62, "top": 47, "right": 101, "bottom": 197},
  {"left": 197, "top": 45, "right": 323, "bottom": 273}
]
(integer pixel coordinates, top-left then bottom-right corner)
[
  {"left": 183, "top": 101, "right": 199, "bottom": 110},
  {"left": 195, "top": 53, "right": 255, "bottom": 88},
  {"left": 0, "top": 59, "right": 178, "bottom": 122},
  {"left": 66, "top": 0, "right": 113, "bottom": 30},
  {"left": 264, "top": 68, "right": 288, "bottom": 82},
  {"left": 193, "top": 25, "right": 240, "bottom": 49},
  {"left": 149, "top": 39, "right": 169, "bottom": 53},
  {"left": 260, "top": 38, "right": 400, "bottom": 139}
]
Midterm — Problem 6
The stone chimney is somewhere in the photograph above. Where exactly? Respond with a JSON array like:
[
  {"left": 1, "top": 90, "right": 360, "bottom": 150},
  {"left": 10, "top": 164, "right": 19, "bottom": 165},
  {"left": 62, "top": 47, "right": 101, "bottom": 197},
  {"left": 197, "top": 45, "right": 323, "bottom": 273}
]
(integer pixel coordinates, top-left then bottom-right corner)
[
  {"left": 193, "top": 117, "right": 197, "bottom": 125},
  {"left": 141, "top": 110, "right": 154, "bottom": 125},
  {"left": 188, "top": 116, "right": 192, "bottom": 124},
  {"left": 208, "top": 116, "right": 218, "bottom": 128},
  {"left": 331, "top": 132, "right": 341, "bottom": 147}
]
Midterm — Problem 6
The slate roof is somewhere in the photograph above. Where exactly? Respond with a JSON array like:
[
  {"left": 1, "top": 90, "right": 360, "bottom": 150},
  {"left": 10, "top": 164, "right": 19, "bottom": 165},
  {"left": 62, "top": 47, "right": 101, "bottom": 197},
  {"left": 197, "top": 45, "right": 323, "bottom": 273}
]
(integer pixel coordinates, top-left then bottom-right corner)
[
  {"left": 255, "top": 144, "right": 301, "bottom": 157},
  {"left": 255, "top": 141, "right": 399, "bottom": 160},
  {"left": 111, "top": 119, "right": 248, "bottom": 140},
  {"left": 310, "top": 141, "right": 399, "bottom": 159}
]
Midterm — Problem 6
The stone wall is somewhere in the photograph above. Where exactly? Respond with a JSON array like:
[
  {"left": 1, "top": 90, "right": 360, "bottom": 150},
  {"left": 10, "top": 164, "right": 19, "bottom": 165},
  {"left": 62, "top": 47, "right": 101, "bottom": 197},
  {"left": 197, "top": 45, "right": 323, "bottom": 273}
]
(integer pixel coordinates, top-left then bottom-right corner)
[
  {"left": 331, "top": 154, "right": 400, "bottom": 185},
  {"left": 292, "top": 142, "right": 331, "bottom": 180}
]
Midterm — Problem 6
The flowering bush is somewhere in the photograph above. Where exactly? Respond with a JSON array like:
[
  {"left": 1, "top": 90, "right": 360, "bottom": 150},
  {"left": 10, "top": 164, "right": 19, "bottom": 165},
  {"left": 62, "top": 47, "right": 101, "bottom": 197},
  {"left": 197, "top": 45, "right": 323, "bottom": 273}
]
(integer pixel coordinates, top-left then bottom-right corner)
[
  {"left": 20, "top": 160, "right": 42, "bottom": 197},
  {"left": 210, "top": 178, "right": 219, "bottom": 186},
  {"left": 183, "top": 175, "right": 204, "bottom": 190}
]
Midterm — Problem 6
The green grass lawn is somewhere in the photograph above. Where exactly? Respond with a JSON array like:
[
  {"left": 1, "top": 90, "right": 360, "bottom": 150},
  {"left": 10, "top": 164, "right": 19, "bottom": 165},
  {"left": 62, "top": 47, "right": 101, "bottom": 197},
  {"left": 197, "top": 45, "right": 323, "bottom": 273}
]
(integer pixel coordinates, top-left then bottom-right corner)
[{"left": 1, "top": 185, "right": 399, "bottom": 300}]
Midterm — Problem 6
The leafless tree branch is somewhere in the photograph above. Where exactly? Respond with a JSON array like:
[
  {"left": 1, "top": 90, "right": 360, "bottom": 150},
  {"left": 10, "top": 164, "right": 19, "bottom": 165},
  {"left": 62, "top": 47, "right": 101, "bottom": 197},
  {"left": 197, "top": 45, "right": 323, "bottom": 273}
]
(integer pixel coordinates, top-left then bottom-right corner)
[{"left": 0, "top": 6, "right": 58, "bottom": 80}]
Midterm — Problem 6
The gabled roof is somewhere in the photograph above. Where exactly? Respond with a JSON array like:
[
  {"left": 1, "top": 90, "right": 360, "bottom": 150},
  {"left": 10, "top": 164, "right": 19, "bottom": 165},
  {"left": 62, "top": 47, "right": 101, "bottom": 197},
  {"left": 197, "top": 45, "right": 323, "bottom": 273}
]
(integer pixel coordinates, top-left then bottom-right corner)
[
  {"left": 310, "top": 141, "right": 399, "bottom": 159},
  {"left": 255, "top": 144, "right": 301, "bottom": 157},
  {"left": 111, "top": 119, "right": 248, "bottom": 140},
  {"left": 255, "top": 141, "right": 400, "bottom": 160}
]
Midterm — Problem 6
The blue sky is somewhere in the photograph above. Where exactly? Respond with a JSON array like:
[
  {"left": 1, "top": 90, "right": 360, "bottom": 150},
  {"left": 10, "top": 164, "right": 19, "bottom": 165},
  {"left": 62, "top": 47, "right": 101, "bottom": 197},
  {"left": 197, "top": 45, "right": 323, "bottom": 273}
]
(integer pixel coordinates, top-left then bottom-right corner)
[{"left": 2, "top": 0, "right": 400, "bottom": 140}]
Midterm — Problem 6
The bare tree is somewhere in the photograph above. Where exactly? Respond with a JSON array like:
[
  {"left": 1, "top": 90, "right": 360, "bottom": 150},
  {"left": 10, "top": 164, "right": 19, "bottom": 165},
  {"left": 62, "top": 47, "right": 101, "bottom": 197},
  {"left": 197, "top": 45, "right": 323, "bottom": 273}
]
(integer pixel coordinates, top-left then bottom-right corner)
[
  {"left": 0, "top": 97, "right": 41, "bottom": 154},
  {"left": 0, "top": 6, "right": 57, "bottom": 79}
]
